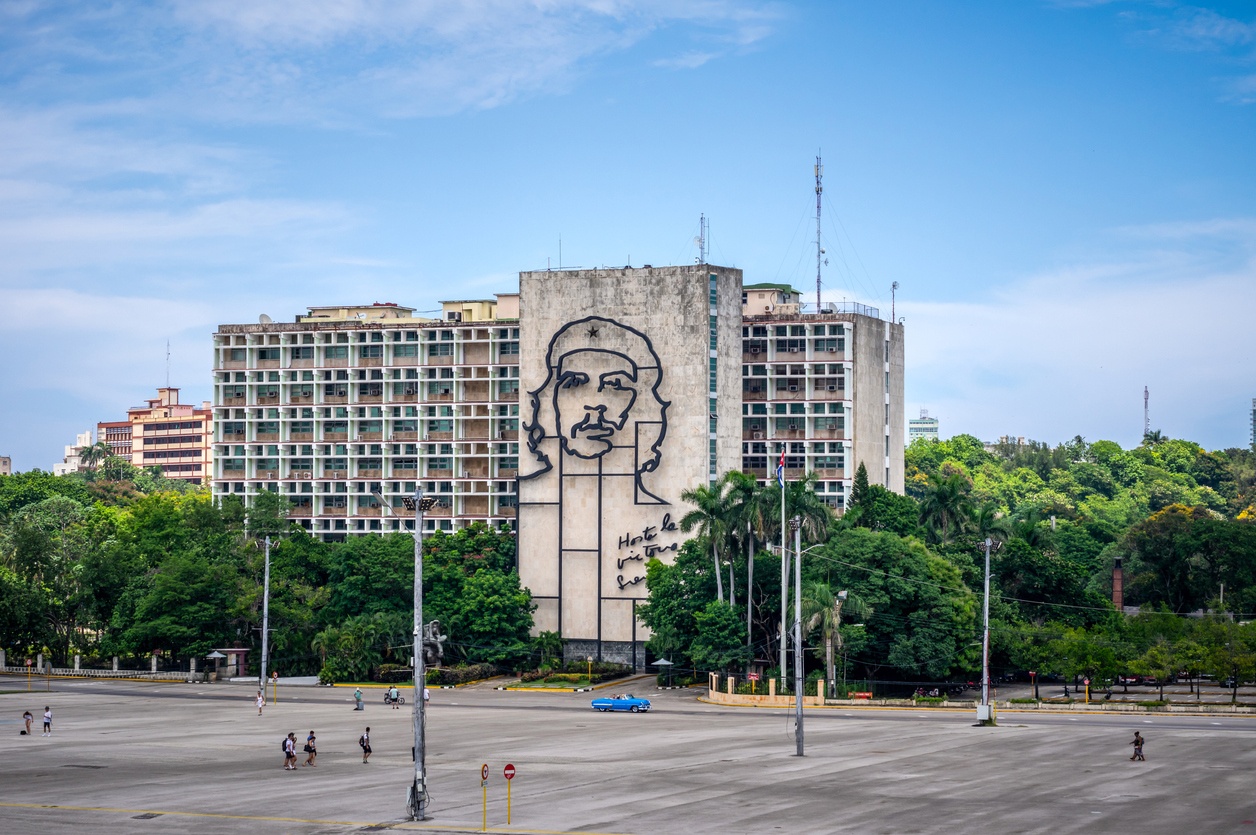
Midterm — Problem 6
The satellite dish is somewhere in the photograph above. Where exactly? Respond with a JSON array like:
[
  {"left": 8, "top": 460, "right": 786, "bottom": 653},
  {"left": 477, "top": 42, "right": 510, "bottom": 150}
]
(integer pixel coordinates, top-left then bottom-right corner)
[{"left": 258, "top": 314, "right": 273, "bottom": 325}]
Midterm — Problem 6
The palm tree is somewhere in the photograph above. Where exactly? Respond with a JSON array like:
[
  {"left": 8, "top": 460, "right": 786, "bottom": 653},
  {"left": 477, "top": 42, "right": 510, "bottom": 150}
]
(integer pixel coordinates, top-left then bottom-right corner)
[
  {"left": 918, "top": 472, "right": 973, "bottom": 545},
  {"left": 801, "top": 581, "right": 868, "bottom": 693},
  {"left": 970, "top": 502, "right": 1011, "bottom": 545},
  {"left": 1010, "top": 508, "right": 1048, "bottom": 550},
  {"left": 724, "top": 471, "right": 767, "bottom": 659},
  {"left": 680, "top": 477, "right": 729, "bottom": 603},
  {"left": 78, "top": 441, "right": 112, "bottom": 471}
]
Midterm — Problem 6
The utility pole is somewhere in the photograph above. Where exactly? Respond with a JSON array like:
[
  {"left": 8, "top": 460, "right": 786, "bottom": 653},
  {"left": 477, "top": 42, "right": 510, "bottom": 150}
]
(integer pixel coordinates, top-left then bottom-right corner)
[
  {"left": 792, "top": 516, "right": 804, "bottom": 756},
  {"left": 1144, "top": 386, "right": 1150, "bottom": 439},
  {"left": 891, "top": 281, "right": 899, "bottom": 322},
  {"left": 259, "top": 536, "right": 271, "bottom": 689},
  {"left": 778, "top": 447, "right": 788, "bottom": 686}
]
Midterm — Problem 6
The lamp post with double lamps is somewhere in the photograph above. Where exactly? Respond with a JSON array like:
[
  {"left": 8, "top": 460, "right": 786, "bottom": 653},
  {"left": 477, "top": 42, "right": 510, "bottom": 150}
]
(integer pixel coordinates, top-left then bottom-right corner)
[{"left": 374, "top": 488, "right": 438, "bottom": 820}]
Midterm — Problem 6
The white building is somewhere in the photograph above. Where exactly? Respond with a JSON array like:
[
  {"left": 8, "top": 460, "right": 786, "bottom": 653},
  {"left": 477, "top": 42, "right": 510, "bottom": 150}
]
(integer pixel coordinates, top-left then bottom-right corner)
[
  {"left": 908, "top": 409, "right": 939, "bottom": 444},
  {"left": 52, "top": 430, "right": 93, "bottom": 475}
]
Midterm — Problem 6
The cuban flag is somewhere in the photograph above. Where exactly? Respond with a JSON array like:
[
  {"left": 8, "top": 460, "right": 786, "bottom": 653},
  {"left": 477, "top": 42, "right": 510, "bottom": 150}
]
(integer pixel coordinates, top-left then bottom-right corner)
[{"left": 776, "top": 447, "right": 786, "bottom": 488}]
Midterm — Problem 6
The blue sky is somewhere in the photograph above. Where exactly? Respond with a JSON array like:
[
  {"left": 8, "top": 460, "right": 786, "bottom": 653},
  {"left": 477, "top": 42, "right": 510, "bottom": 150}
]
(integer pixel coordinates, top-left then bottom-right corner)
[{"left": 2, "top": 0, "right": 1254, "bottom": 471}]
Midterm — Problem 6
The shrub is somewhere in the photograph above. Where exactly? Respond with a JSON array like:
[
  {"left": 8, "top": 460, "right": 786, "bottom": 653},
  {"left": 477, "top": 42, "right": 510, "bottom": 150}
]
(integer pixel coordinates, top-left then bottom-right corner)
[
  {"left": 427, "top": 664, "right": 497, "bottom": 686},
  {"left": 375, "top": 664, "right": 413, "bottom": 684},
  {"left": 1009, "top": 697, "right": 1039, "bottom": 704}
]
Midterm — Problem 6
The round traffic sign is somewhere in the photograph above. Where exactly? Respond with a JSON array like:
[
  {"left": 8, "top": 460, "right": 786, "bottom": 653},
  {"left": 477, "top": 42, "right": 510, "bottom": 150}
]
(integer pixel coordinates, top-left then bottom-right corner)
[
  {"left": 481, "top": 763, "right": 489, "bottom": 781},
  {"left": 1083, "top": 678, "right": 1090, "bottom": 686},
  {"left": 504, "top": 763, "right": 516, "bottom": 781}
]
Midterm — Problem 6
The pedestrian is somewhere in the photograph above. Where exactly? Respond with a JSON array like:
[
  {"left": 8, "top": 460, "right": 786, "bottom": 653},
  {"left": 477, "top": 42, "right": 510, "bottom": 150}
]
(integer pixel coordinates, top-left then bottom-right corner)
[
  {"left": 353, "top": 687, "right": 363, "bottom": 711},
  {"left": 284, "top": 732, "right": 297, "bottom": 770},
  {"left": 359, "top": 727, "right": 372, "bottom": 764},
  {"left": 303, "top": 730, "right": 317, "bottom": 767},
  {"left": 389, "top": 685, "right": 400, "bottom": 709},
  {"left": 257, "top": 690, "right": 266, "bottom": 716},
  {"left": 23, "top": 710, "right": 33, "bottom": 735},
  {"left": 1129, "top": 731, "right": 1146, "bottom": 761},
  {"left": 42, "top": 706, "right": 51, "bottom": 736}
]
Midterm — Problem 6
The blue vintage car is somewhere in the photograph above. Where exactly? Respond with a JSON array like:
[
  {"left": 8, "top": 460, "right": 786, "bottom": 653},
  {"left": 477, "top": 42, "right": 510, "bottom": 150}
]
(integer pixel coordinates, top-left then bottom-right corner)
[{"left": 591, "top": 693, "right": 651, "bottom": 713}]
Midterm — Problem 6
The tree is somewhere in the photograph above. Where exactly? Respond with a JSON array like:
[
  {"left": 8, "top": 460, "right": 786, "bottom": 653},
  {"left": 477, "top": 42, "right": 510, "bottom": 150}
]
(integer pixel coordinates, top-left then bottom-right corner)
[
  {"left": 801, "top": 581, "right": 868, "bottom": 691},
  {"left": 78, "top": 441, "right": 113, "bottom": 471},
  {"left": 679, "top": 478, "right": 729, "bottom": 603},
  {"left": 638, "top": 539, "right": 719, "bottom": 673},
  {"left": 1130, "top": 639, "right": 1175, "bottom": 701},
  {"left": 919, "top": 472, "right": 973, "bottom": 546},
  {"left": 850, "top": 462, "right": 870, "bottom": 514},
  {"left": 689, "top": 600, "right": 751, "bottom": 673}
]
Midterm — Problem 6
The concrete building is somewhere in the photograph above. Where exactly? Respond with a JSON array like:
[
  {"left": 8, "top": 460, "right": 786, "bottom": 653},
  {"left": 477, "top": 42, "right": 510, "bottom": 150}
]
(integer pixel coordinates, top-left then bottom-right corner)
[
  {"left": 121, "top": 388, "right": 214, "bottom": 484},
  {"left": 52, "top": 430, "right": 94, "bottom": 475},
  {"left": 516, "top": 266, "right": 744, "bottom": 666},
  {"left": 740, "top": 292, "right": 905, "bottom": 502},
  {"left": 0, "top": 456, "right": 11, "bottom": 476},
  {"left": 908, "top": 409, "right": 940, "bottom": 445},
  {"left": 211, "top": 299, "right": 522, "bottom": 539}
]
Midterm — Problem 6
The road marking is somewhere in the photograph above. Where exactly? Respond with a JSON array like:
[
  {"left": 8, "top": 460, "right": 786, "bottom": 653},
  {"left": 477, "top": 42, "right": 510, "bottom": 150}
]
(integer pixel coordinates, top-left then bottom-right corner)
[
  {"left": 1143, "top": 720, "right": 1153, "bottom": 724},
  {"left": 0, "top": 801, "right": 630, "bottom": 834}
]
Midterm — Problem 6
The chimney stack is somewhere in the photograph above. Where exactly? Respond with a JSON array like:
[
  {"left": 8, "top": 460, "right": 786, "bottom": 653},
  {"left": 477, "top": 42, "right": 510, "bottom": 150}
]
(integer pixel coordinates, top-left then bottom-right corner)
[{"left": 1112, "top": 557, "right": 1124, "bottom": 612}]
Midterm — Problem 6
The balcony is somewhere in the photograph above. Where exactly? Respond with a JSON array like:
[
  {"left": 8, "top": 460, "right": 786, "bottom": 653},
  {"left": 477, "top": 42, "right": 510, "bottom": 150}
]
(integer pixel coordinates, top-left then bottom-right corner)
[
  {"left": 222, "top": 468, "right": 245, "bottom": 479},
  {"left": 497, "top": 429, "right": 518, "bottom": 441},
  {"left": 291, "top": 394, "right": 313, "bottom": 404},
  {"left": 289, "top": 358, "right": 314, "bottom": 368},
  {"left": 323, "top": 431, "right": 348, "bottom": 441},
  {"left": 323, "top": 470, "right": 347, "bottom": 479},
  {"left": 291, "top": 432, "right": 314, "bottom": 442},
  {"left": 361, "top": 357, "right": 383, "bottom": 367},
  {"left": 324, "top": 395, "right": 348, "bottom": 404},
  {"left": 394, "top": 355, "right": 419, "bottom": 366},
  {"left": 428, "top": 354, "right": 454, "bottom": 365},
  {"left": 357, "top": 468, "right": 382, "bottom": 478},
  {"left": 813, "top": 387, "right": 846, "bottom": 400},
  {"left": 391, "top": 431, "right": 418, "bottom": 441},
  {"left": 358, "top": 394, "right": 383, "bottom": 404},
  {"left": 358, "top": 431, "right": 383, "bottom": 441},
  {"left": 257, "top": 470, "right": 279, "bottom": 479},
  {"left": 495, "top": 505, "right": 517, "bottom": 518},
  {"left": 742, "top": 428, "right": 767, "bottom": 440},
  {"left": 357, "top": 506, "right": 382, "bottom": 517},
  {"left": 223, "top": 360, "right": 246, "bottom": 370},
  {"left": 775, "top": 428, "right": 805, "bottom": 440},
  {"left": 288, "top": 507, "right": 312, "bottom": 518},
  {"left": 814, "top": 467, "right": 845, "bottom": 478},
  {"left": 812, "top": 428, "right": 846, "bottom": 440},
  {"left": 428, "top": 468, "right": 453, "bottom": 478},
  {"left": 426, "top": 431, "right": 453, "bottom": 441},
  {"left": 743, "top": 387, "right": 766, "bottom": 401},
  {"left": 257, "top": 396, "right": 280, "bottom": 405},
  {"left": 256, "top": 432, "right": 279, "bottom": 442},
  {"left": 392, "top": 393, "right": 418, "bottom": 403},
  {"left": 498, "top": 390, "right": 519, "bottom": 402},
  {"left": 223, "top": 396, "right": 245, "bottom": 407},
  {"left": 497, "top": 468, "right": 518, "bottom": 478},
  {"left": 323, "top": 506, "right": 347, "bottom": 516}
]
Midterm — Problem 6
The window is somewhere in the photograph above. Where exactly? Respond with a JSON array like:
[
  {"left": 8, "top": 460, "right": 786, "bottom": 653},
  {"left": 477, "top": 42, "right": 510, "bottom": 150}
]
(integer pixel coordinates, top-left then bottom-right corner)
[
  {"left": 258, "top": 347, "right": 280, "bottom": 361},
  {"left": 326, "top": 345, "right": 348, "bottom": 360},
  {"left": 360, "top": 345, "right": 383, "bottom": 359},
  {"left": 291, "top": 346, "right": 314, "bottom": 360},
  {"left": 430, "top": 343, "right": 454, "bottom": 357},
  {"left": 395, "top": 344, "right": 418, "bottom": 358},
  {"left": 499, "top": 341, "right": 519, "bottom": 355}
]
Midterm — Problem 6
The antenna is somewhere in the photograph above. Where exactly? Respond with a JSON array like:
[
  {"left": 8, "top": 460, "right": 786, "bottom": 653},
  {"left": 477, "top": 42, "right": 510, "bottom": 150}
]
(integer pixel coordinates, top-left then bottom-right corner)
[
  {"left": 891, "top": 281, "right": 899, "bottom": 322},
  {"left": 695, "top": 214, "right": 707, "bottom": 264},
  {"left": 815, "top": 154, "right": 823, "bottom": 310},
  {"left": 165, "top": 339, "right": 171, "bottom": 388},
  {"left": 1144, "top": 386, "right": 1149, "bottom": 438},
  {"left": 259, "top": 313, "right": 273, "bottom": 325}
]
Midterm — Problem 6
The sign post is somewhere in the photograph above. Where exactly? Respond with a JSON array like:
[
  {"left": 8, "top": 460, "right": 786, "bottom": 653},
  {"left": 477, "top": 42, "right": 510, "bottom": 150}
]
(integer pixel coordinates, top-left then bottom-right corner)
[
  {"left": 503, "top": 763, "right": 516, "bottom": 824},
  {"left": 480, "top": 763, "right": 489, "bottom": 832},
  {"left": 1084, "top": 678, "right": 1090, "bottom": 705},
  {"left": 26, "top": 658, "right": 32, "bottom": 691},
  {"left": 271, "top": 670, "right": 279, "bottom": 704},
  {"left": 747, "top": 672, "right": 759, "bottom": 694}
]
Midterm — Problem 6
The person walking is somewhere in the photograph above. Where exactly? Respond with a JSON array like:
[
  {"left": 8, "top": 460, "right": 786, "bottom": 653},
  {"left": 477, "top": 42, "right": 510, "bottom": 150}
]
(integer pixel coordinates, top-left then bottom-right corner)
[
  {"left": 256, "top": 690, "right": 266, "bottom": 716},
  {"left": 359, "top": 727, "right": 372, "bottom": 764},
  {"left": 303, "top": 730, "right": 317, "bottom": 767},
  {"left": 283, "top": 732, "right": 297, "bottom": 770},
  {"left": 23, "top": 710, "right": 33, "bottom": 735},
  {"left": 42, "top": 706, "right": 52, "bottom": 736},
  {"left": 353, "top": 687, "right": 363, "bottom": 711},
  {"left": 1129, "top": 731, "right": 1146, "bottom": 761},
  {"left": 388, "top": 685, "right": 400, "bottom": 709}
]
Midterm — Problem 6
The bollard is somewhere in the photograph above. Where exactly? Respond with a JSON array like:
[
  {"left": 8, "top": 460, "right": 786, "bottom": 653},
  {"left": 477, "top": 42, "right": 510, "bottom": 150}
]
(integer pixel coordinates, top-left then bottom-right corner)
[
  {"left": 0, "top": 648, "right": 6, "bottom": 670},
  {"left": 769, "top": 678, "right": 777, "bottom": 697},
  {"left": 190, "top": 658, "right": 197, "bottom": 680},
  {"left": 74, "top": 655, "right": 81, "bottom": 671},
  {"left": 112, "top": 656, "right": 119, "bottom": 671},
  {"left": 151, "top": 655, "right": 158, "bottom": 673},
  {"left": 817, "top": 680, "right": 825, "bottom": 700},
  {"left": 37, "top": 652, "right": 44, "bottom": 670}
]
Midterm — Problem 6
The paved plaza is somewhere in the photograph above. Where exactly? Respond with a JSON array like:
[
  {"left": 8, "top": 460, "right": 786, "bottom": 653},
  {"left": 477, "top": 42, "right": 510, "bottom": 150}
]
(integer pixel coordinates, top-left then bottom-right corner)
[{"left": 1, "top": 678, "right": 1255, "bottom": 834}]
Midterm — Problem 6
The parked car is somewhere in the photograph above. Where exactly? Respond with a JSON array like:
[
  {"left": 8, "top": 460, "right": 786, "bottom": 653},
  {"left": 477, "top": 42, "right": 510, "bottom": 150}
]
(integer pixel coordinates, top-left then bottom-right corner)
[
  {"left": 1222, "top": 677, "right": 1238, "bottom": 688},
  {"left": 591, "top": 694, "right": 651, "bottom": 713}
]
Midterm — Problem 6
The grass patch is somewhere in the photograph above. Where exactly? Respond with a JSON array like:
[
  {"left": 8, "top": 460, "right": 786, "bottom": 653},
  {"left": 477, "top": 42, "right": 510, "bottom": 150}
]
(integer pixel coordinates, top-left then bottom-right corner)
[
  {"left": 1009, "top": 697, "right": 1040, "bottom": 704},
  {"left": 1137, "top": 700, "right": 1169, "bottom": 708},
  {"left": 514, "top": 677, "right": 593, "bottom": 689}
]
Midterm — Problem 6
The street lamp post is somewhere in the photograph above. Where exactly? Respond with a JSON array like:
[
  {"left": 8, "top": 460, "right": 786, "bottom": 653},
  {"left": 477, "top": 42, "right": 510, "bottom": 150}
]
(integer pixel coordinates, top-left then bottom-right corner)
[
  {"left": 259, "top": 536, "right": 271, "bottom": 689},
  {"left": 790, "top": 515, "right": 804, "bottom": 757},
  {"left": 377, "top": 488, "right": 437, "bottom": 820},
  {"left": 832, "top": 589, "right": 848, "bottom": 696},
  {"left": 979, "top": 537, "right": 992, "bottom": 725}
]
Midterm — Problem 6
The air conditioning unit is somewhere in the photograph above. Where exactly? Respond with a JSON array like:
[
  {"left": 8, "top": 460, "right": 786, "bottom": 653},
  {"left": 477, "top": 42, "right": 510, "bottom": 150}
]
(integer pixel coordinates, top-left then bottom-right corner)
[
  {"left": 828, "top": 347, "right": 837, "bottom": 353},
  {"left": 827, "top": 385, "right": 836, "bottom": 391},
  {"left": 788, "top": 385, "right": 798, "bottom": 392},
  {"left": 752, "top": 432, "right": 764, "bottom": 440},
  {"left": 789, "top": 347, "right": 799, "bottom": 353},
  {"left": 788, "top": 425, "right": 798, "bottom": 431},
  {"left": 749, "top": 347, "right": 760, "bottom": 354}
]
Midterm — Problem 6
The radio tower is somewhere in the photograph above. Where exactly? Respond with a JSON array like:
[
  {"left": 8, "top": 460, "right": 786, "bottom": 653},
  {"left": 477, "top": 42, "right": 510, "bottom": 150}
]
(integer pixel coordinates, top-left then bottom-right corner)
[
  {"left": 815, "top": 155, "right": 823, "bottom": 310},
  {"left": 1144, "top": 386, "right": 1149, "bottom": 439},
  {"left": 698, "top": 214, "right": 707, "bottom": 264}
]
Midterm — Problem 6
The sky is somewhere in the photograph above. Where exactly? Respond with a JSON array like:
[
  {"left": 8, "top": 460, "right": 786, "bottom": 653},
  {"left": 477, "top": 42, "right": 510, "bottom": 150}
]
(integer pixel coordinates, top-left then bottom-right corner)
[{"left": 1, "top": 0, "right": 1254, "bottom": 472}]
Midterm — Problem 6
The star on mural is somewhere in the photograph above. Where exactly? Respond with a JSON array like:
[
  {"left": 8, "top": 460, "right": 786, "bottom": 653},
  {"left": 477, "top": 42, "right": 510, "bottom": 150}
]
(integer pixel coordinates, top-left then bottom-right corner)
[{"left": 586, "top": 325, "right": 600, "bottom": 338}]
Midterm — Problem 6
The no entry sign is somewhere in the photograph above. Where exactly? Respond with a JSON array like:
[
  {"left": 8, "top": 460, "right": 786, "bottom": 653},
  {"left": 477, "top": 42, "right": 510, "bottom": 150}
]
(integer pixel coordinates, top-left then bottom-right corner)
[
  {"left": 504, "top": 763, "right": 516, "bottom": 780},
  {"left": 481, "top": 763, "right": 489, "bottom": 781}
]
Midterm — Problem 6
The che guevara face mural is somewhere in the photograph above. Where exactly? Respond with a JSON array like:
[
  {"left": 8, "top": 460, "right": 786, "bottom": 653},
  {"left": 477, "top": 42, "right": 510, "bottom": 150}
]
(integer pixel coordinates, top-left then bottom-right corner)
[{"left": 521, "top": 316, "right": 670, "bottom": 503}]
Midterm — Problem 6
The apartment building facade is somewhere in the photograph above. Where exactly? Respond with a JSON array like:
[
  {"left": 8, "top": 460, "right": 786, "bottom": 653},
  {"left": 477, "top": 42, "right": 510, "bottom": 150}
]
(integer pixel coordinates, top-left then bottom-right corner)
[
  {"left": 739, "top": 285, "right": 905, "bottom": 504},
  {"left": 97, "top": 388, "right": 214, "bottom": 484},
  {"left": 211, "top": 276, "right": 903, "bottom": 540},
  {"left": 210, "top": 299, "right": 522, "bottom": 539}
]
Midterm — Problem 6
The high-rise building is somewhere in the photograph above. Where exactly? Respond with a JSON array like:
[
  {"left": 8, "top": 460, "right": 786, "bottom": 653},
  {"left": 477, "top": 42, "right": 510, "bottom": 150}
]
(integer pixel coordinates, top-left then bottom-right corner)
[
  {"left": 52, "top": 430, "right": 94, "bottom": 475},
  {"left": 210, "top": 272, "right": 904, "bottom": 540},
  {"left": 95, "top": 388, "right": 213, "bottom": 484},
  {"left": 211, "top": 299, "right": 522, "bottom": 539},
  {"left": 739, "top": 286, "right": 904, "bottom": 504},
  {"left": 908, "top": 409, "right": 940, "bottom": 445}
]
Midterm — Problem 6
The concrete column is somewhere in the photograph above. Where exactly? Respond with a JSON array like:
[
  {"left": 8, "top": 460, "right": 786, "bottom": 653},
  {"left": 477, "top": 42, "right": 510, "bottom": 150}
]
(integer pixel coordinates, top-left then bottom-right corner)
[
  {"left": 37, "top": 652, "right": 43, "bottom": 670},
  {"left": 112, "top": 656, "right": 119, "bottom": 671},
  {"left": 817, "top": 680, "right": 825, "bottom": 700},
  {"left": 151, "top": 655, "right": 158, "bottom": 673},
  {"left": 769, "top": 678, "right": 777, "bottom": 697},
  {"left": 74, "top": 655, "right": 80, "bottom": 671},
  {"left": 727, "top": 676, "right": 735, "bottom": 695},
  {"left": 0, "top": 649, "right": 6, "bottom": 669},
  {"left": 190, "top": 658, "right": 197, "bottom": 678}
]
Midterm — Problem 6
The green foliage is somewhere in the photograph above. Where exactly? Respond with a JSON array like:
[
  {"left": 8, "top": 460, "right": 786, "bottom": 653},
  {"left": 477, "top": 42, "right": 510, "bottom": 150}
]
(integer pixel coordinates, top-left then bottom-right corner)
[{"left": 690, "top": 600, "right": 751, "bottom": 673}]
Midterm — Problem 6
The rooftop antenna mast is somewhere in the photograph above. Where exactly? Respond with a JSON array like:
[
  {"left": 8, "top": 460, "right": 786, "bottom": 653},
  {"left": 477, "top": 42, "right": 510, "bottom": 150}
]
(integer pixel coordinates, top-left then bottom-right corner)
[
  {"left": 697, "top": 214, "right": 707, "bottom": 264},
  {"left": 815, "top": 154, "right": 824, "bottom": 310},
  {"left": 1144, "top": 386, "right": 1150, "bottom": 439},
  {"left": 165, "top": 339, "right": 171, "bottom": 388},
  {"left": 892, "top": 281, "right": 899, "bottom": 322}
]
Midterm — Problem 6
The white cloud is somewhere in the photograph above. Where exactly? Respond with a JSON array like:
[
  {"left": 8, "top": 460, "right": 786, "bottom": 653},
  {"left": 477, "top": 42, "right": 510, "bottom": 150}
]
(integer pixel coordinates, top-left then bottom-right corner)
[{"left": 901, "top": 218, "right": 1256, "bottom": 450}]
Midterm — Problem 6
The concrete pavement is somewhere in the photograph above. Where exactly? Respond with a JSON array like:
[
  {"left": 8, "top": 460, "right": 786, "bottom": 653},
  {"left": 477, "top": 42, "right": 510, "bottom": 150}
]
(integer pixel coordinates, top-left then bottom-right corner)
[{"left": 1, "top": 679, "right": 1254, "bottom": 834}]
